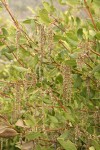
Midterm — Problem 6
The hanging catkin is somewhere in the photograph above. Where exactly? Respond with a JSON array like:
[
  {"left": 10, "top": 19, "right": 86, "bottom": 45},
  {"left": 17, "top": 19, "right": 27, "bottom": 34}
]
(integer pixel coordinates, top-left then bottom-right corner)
[
  {"left": 40, "top": 25, "right": 46, "bottom": 63},
  {"left": 62, "top": 65, "right": 72, "bottom": 105},
  {"left": 47, "top": 25, "right": 54, "bottom": 54},
  {"left": 37, "top": 25, "right": 46, "bottom": 82},
  {"left": 86, "top": 77, "right": 90, "bottom": 98},
  {"left": 16, "top": 29, "right": 20, "bottom": 59},
  {"left": 25, "top": 72, "right": 37, "bottom": 88},
  {"left": 12, "top": 82, "right": 21, "bottom": 121}
]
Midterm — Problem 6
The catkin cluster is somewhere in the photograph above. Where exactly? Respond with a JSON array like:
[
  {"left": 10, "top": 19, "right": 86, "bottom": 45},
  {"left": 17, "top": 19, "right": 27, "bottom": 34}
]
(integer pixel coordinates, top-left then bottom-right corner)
[
  {"left": 76, "top": 52, "right": 88, "bottom": 70},
  {"left": 16, "top": 29, "right": 20, "bottom": 59},
  {"left": 12, "top": 83, "right": 21, "bottom": 121},
  {"left": 62, "top": 65, "right": 72, "bottom": 104},
  {"left": 47, "top": 25, "right": 54, "bottom": 54},
  {"left": 39, "top": 25, "right": 46, "bottom": 62},
  {"left": 25, "top": 73, "right": 37, "bottom": 88},
  {"left": 74, "top": 125, "right": 82, "bottom": 141},
  {"left": 86, "top": 77, "right": 90, "bottom": 97}
]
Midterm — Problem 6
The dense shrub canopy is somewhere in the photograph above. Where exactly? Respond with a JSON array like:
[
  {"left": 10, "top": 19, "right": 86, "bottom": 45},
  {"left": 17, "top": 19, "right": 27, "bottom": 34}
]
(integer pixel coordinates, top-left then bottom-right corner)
[{"left": 0, "top": 0, "right": 100, "bottom": 149}]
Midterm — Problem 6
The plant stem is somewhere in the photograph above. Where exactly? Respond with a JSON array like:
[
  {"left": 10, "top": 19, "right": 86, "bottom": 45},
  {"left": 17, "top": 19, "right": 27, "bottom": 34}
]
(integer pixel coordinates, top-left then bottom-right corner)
[
  {"left": 84, "top": 0, "right": 98, "bottom": 31},
  {"left": 90, "top": 49, "right": 100, "bottom": 57}
]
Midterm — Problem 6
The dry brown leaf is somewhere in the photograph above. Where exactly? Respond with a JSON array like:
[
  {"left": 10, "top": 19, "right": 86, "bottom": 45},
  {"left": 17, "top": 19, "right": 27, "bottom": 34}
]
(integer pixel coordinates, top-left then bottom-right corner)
[
  {"left": 0, "top": 126, "right": 18, "bottom": 138},
  {"left": 21, "top": 141, "right": 34, "bottom": 150},
  {"left": 15, "top": 119, "right": 25, "bottom": 127},
  {"left": 15, "top": 119, "right": 29, "bottom": 128},
  {"left": 0, "top": 114, "right": 12, "bottom": 126},
  {"left": 16, "top": 141, "right": 34, "bottom": 150}
]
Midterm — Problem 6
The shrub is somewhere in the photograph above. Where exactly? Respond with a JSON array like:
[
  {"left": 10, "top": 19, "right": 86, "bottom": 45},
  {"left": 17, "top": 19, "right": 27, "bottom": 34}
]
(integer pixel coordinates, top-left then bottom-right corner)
[{"left": 0, "top": 0, "right": 100, "bottom": 149}]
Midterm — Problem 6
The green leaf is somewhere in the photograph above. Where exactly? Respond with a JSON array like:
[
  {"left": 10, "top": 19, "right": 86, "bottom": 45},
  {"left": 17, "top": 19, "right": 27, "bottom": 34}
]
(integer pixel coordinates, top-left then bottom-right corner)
[
  {"left": 65, "top": 59, "right": 76, "bottom": 66},
  {"left": 66, "top": 32, "right": 78, "bottom": 46},
  {"left": 2, "top": 28, "right": 8, "bottom": 36},
  {"left": 43, "top": 97, "right": 52, "bottom": 104},
  {"left": 39, "top": 9, "right": 51, "bottom": 24},
  {"left": 66, "top": 0, "right": 80, "bottom": 6},
  {"left": 0, "top": 41, "right": 4, "bottom": 46},
  {"left": 65, "top": 113, "right": 75, "bottom": 122},
  {"left": 96, "top": 22, "right": 100, "bottom": 30},
  {"left": 23, "top": 19, "right": 33, "bottom": 24},
  {"left": 95, "top": 32, "right": 100, "bottom": 40},
  {"left": 92, "top": 140, "right": 100, "bottom": 150},
  {"left": 57, "top": 139, "right": 77, "bottom": 150},
  {"left": 49, "top": 116, "right": 58, "bottom": 124},
  {"left": 24, "top": 119, "right": 35, "bottom": 127},
  {"left": 27, "top": 6, "right": 35, "bottom": 14},
  {"left": 26, "top": 132, "right": 41, "bottom": 141},
  {"left": 92, "top": 64, "right": 100, "bottom": 73},
  {"left": 33, "top": 54, "right": 39, "bottom": 67},
  {"left": 58, "top": 130, "right": 70, "bottom": 139},
  {"left": 48, "top": 68, "right": 58, "bottom": 77},
  {"left": 8, "top": 45, "right": 17, "bottom": 53},
  {"left": 58, "top": 0, "right": 66, "bottom": 5},
  {"left": 0, "top": 5, "right": 3, "bottom": 12},
  {"left": 94, "top": 72, "right": 100, "bottom": 80},
  {"left": 0, "top": 35, "right": 5, "bottom": 38},
  {"left": 12, "top": 66, "right": 28, "bottom": 72},
  {"left": 77, "top": 28, "right": 83, "bottom": 39},
  {"left": 3, "top": 52, "right": 13, "bottom": 60},
  {"left": 89, "top": 30, "right": 96, "bottom": 37},
  {"left": 76, "top": 17, "right": 81, "bottom": 26},
  {"left": 54, "top": 34, "right": 66, "bottom": 41},
  {"left": 74, "top": 75, "right": 82, "bottom": 88},
  {"left": 94, "top": 0, "right": 100, "bottom": 6},
  {"left": 28, "top": 54, "right": 39, "bottom": 68},
  {"left": 55, "top": 74, "right": 63, "bottom": 84},
  {"left": 1, "top": 46, "right": 16, "bottom": 54},
  {"left": 43, "top": 2, "right": 55, "bottom": 13}
]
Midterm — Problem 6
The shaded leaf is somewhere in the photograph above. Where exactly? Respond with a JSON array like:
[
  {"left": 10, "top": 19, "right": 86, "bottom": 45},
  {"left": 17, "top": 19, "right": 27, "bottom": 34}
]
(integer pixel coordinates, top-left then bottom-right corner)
[
  {"left": 26, "top": 132, "right": 41, "bottom": 141},
  {"left": 92, "top": 64, "right": 100, "bottom": 73},
  {"left": 2, "top": 28, "right": 8, "bottom": 36},
  {"left": 65, "top": 59, "right": 76, "bottom": 66},
  {"left": 92, "top": 140, "right": 100, "bottom": 150},
  {"left": 77, "top": 28, "right": 83, "bottom": 39}
]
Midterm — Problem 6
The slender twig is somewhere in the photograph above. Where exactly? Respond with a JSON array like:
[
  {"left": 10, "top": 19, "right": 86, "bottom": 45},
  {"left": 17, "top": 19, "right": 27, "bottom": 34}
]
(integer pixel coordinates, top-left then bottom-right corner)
[
  {"left": 1, "top": 0, "right": 19, "bottom": 28},
  {"left": 90, "top": 49, "right": 100, "bottom": 57},
  {"left": 0, "top": 92, "right": 11, "bottom": 98},
  {"left": 2, "top": 38, "right": 25, "bottom": 67},
  {"left": 12, "top": 52, "right": 25, "bottom": 67},
  {"left": 53, "top": 22, "right": 65, "bottom": 32},
  {"left": 51, "top": 15, "right": 66, "bottom": 32},
  {"left": 38, "top": 138, "right": 57, "bottom": 143},
  {"left": 85, "top": 62, "right": 93, "bottom": 69},
  {"left": 20, "top": 28, "right": 37, "bottom": 46},
  {"left": 84, "top": 0, "right": 98, "bottom": 31},
  {"left": 1, "top": 0, "right": 37, "bottom": 46},
  {"left": 59, "top": 40, "right": 70, "bottom": 52},
  {"left": 19, "top": 45, "right": 35, "bottom": 58},
  {"left": 49, "top": 89, "right": 68, "bottom": 112}
]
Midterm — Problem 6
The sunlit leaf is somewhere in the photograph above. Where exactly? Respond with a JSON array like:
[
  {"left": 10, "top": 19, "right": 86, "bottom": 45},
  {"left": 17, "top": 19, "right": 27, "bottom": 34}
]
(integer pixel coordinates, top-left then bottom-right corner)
[{"left": 39, "top": 9, "right": 51, "bottom": 24}]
